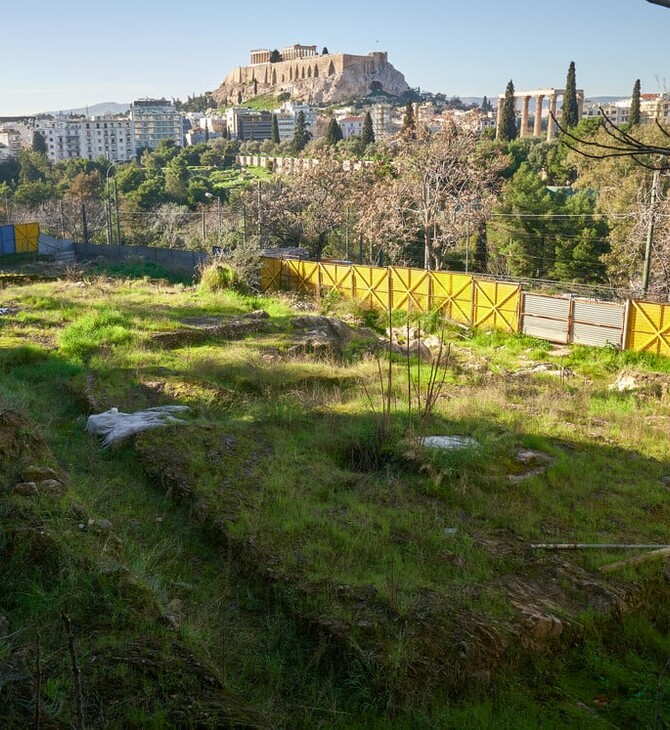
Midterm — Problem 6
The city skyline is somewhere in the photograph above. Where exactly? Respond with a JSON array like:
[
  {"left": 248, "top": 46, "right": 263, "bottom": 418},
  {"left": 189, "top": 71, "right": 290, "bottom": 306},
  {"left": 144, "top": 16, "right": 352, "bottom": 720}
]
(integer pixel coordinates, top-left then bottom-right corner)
[{"left": 2, "top": 0, "right": 669, "bottom": 116}]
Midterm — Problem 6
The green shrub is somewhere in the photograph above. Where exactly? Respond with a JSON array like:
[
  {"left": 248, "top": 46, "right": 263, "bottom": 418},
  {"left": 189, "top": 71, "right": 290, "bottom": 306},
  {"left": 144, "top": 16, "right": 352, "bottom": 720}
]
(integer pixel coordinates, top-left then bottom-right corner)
[{"left": 198, "top": 262, "right": 247, "bottom": 293}]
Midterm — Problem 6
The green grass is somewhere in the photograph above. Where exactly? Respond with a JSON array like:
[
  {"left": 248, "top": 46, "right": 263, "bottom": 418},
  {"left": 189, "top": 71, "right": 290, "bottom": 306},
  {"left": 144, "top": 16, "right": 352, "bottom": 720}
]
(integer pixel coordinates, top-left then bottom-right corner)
[{"left": 1, "top": 270, "right": 670, "bottom": 726}]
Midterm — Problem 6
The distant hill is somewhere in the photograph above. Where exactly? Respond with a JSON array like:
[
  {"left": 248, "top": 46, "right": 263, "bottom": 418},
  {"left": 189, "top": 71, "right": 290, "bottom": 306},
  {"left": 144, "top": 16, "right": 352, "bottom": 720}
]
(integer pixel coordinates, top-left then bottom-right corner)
[{"left": 41, "top": 102, "right": 130, "bottom": 117}]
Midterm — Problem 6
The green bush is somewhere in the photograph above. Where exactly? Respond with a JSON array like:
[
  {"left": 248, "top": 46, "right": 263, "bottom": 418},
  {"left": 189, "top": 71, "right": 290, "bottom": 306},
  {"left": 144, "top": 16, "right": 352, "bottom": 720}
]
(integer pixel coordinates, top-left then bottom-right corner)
[{"left": 198, "top": 262, "right": 247, "bottom": 293}]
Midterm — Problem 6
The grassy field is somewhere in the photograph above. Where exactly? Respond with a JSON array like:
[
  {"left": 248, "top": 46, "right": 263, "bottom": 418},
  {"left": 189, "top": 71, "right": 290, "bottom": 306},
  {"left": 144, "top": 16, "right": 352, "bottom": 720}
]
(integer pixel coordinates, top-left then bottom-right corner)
[{"left": 1, "top": 259, "right": 670, "bottom": 727}]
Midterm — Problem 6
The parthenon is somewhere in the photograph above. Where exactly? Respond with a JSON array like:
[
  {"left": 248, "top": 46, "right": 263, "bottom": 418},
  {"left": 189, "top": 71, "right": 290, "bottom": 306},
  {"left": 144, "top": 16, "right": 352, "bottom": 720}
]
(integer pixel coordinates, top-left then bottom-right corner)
[{"left": 496, "top": 87, "right": 585, "bottom": 141}]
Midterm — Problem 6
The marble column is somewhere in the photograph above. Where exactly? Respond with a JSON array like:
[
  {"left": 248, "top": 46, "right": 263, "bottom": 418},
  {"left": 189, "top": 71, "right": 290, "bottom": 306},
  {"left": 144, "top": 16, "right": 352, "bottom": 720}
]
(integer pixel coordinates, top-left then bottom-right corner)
[
  {"left": 496, "top": 97, "right": 504, "bottom": 139},
  {"left": 547, "top": 93, "right": 558, "bottom": 141},
  {"left": 520, "top": 95, "right": 531, "bottom": 137},
  {"left": 533, "top": 95, "right": 544, "bottom": 137}
]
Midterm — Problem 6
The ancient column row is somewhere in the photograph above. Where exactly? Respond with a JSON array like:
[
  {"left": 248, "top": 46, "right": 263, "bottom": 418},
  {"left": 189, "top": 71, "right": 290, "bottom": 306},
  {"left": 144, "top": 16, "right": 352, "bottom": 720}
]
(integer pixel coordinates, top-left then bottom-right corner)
[{"left": 496, "top": 91, "right": 584, "bottom": 142}]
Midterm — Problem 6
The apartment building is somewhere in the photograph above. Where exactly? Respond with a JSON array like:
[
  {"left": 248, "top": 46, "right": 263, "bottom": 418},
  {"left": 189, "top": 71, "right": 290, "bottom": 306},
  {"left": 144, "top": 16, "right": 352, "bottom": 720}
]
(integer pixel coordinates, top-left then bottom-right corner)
[
  {"left": 35, "top": 115, "right": 135, "bottom": 162},
  {"left": 130, "top": 98, "right": 183, "bottom": 151}
]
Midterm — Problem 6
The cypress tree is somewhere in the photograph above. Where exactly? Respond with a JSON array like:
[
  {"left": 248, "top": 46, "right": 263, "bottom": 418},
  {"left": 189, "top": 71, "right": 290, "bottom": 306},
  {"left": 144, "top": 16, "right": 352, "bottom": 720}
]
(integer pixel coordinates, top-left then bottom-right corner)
[
  {"left": 630, "top": 79, "right": 641, "bottom": 126},
  {"left": 402, "top": 101, "right": 416, "bottom": 139},
  {"left": 361, "top": 111, "right": 375, "bottom": 145},
  {"left": 563, "top": 61, "right": 579, "bottom": 129},
  {"left": 325, "top": 118, "right": 343, "bottom": 145},
  {"left": 500, "top": 80, "right": 517, "bottom": 142},
  {"left": 292, "top": 111, "right": 311, "bottom": 153},
  {"left": 271, "top": 114, "right": 280, "bottom": 144}
]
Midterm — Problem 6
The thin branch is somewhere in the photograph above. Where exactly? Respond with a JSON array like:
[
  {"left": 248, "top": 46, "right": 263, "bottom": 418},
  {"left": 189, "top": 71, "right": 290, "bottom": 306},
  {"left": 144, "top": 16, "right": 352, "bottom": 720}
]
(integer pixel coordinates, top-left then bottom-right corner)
[{"left": 61, "top": 612, "right": 85, "bottom": 730}]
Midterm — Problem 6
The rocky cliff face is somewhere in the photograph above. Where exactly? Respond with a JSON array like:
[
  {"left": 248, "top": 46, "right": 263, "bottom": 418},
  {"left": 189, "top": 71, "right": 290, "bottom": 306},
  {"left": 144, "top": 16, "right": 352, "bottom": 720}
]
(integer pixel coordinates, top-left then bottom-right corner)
[{"left": 212, "top": 55, "right": 409, "bottom": 106}]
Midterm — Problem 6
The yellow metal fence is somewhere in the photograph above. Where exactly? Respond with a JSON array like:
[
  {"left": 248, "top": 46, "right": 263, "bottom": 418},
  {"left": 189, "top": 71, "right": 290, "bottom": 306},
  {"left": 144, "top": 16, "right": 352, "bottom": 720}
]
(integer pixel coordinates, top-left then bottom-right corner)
[{"left": 260, "top": 258, "right": 670, "bottom": 354}]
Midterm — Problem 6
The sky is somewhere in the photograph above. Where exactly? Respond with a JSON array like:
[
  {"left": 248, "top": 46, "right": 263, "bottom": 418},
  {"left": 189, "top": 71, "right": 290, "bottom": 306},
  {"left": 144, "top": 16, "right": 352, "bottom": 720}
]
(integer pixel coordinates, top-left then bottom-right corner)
[{"left": 2, "top": 0, "right": 670, "bottom": 116}]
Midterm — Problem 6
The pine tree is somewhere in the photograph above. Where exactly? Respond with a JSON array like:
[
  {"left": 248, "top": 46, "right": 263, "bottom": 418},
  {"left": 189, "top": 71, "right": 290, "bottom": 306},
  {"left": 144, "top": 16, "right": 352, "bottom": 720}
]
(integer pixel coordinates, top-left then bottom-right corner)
[
  {"left": 402, "top": 101, "right": 416, "bottom": 140},
  {"left": 563, "top": 61, "right": 579, "bottom": 129},
  {"left": 292, "top": 111, "right": 311, "bottom": 153},
  {"left": 322, "top": 47, "right": 329, "bottom": 55},
  {"left": 481, "top": 95, "right": 490, "bottom": 112},
  {"left": 271, "top": 114, "right": 280, "bottom": 145},
  {"left": 500, "top": 80, "right": 517, "bottom": 142},
  {"left": 325, "top": 118, "right": 343, "bottom": 145},
  {"left": 270, "top": 49, "right": 281, "bottom": 63},
  {"left": 31, "top": 131, "right": 47, "bottom": 154},
  {"left": 253, "top": 79, "right": 258, "bottom": 96},
  {"left": 361, "top": 111, "right": 375, "bottom": 145},
  {"left": 630, "top": 79, "right": 641, "bottom": 126}
]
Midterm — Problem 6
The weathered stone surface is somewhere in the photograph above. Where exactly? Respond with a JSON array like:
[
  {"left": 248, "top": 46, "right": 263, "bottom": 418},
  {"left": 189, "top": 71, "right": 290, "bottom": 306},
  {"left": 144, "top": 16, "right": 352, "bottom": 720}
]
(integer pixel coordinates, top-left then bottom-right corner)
[
  {"left": 38, "top": 479, "right": 67, "bottom": 496},
  {"left": 11, "top": 481, "right": 39, "bottom": 496},
  {"left": 22, "top": 465, "right": 60, "bottom": 482}
]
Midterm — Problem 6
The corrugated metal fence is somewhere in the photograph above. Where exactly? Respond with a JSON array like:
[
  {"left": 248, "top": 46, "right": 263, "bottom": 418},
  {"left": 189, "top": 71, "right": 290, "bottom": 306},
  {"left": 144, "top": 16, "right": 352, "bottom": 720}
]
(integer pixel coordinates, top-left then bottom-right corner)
[{"left": 261, "top": 257, "right": 670, "bottom": 357}]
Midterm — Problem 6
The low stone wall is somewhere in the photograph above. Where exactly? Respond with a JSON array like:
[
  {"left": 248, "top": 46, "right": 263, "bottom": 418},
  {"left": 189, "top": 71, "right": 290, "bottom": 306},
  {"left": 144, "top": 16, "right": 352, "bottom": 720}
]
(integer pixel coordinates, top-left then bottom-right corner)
[{"left": 236, "top": 155, "right": 369, "bottom": 174}]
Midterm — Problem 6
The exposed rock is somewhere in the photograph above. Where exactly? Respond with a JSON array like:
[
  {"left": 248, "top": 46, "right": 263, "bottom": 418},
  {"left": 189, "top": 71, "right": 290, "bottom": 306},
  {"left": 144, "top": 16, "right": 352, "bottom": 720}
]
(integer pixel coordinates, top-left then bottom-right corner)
[
  {"left": 22, "top": 465, "right": 60, "bottom": 482},
  {"left": 11, "top": 481, "right": 39, "bottom": 496},
  {"left": 508, "top": 449, "right": 554, "bottom": 483},
  {"left": 288, "top": 314, "right": 355, "bottom": 357},
  {"left": 151, "top": 311, "right": 275, "bottom": 349},
  {"left": 0, "top": 614, "right": 9, "bottom": 635},
  {"left": 213, "top": 50, "right": 409, "bottom": 106},
  {"left": 88, "top": 517, "right": 113, "bottom": 533},
  {"left": 38, "top": 479, "right": 67, "bottom": 496},
  {"left": 86, "top": 406, "right": 190, "bottom": 448},
  {"left": 517, "top": 609, "right": 564, "bottom": 646},
  {"left": 515, "top": 362, "right": 574, "bottom": 378},
  {"left": 422, "top": 435, "right": 478, "bottom": 450},
  {"left": 610, "top": 370, "right": 670, "bottom": 397},
  {"left": 662, "top": 475, "right": 670, "bottom": 489}
]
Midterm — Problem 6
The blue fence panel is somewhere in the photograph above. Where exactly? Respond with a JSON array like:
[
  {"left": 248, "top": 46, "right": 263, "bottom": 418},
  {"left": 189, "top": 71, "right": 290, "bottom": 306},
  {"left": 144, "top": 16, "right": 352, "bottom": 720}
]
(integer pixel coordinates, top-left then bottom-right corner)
[{"left": 0, "top": 225, "right": 16, "bottom": 255}]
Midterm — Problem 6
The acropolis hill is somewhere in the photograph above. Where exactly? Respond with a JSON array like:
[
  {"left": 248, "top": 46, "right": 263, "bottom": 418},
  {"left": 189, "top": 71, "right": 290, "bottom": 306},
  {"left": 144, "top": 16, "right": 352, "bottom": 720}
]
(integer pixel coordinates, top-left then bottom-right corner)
[{"left": 212, "top": 44, "right": 410, "bottom": 105}]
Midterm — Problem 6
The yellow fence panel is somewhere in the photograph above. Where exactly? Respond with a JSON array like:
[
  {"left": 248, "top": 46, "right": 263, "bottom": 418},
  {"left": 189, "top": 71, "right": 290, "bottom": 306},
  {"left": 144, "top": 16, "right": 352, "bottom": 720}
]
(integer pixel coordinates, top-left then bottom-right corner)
[
  {"left": 14, "top": 223, "right": 39, "bottom": 253},
  {"left": 260, "top": 256, "right": 283, "bottom": 292},
  {"left": 352, "top": 265, "right": 389, "bottom": 310},
  {"left": 625, "top": 300, "right": 670, "bottom": 356},
  {"left": 320, "top": 263, "right": 354, "bottom": 298},
  {"left": 430, "top": 271, "right": 473, "bottom": 324},
  {"left": 472, "top": 279, "right": 521, "bottom": 332},
  {"left": 390, "top": 267, "right": 430, "bottom": 313},
  {"left": 300, "top": 261, "right": 320, "bottom": 292}
]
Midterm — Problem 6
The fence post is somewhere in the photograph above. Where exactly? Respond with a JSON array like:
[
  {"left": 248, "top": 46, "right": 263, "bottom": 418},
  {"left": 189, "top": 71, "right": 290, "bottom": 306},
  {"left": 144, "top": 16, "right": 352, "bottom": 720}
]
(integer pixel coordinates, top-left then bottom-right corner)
[{"left": 621, "top": 299, "right": 632, "bottom": 352}]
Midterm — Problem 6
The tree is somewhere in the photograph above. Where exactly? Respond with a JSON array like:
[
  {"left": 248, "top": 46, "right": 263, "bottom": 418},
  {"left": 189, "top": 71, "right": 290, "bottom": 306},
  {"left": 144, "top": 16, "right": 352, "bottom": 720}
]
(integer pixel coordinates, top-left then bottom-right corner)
[
  {"left": 253, "top": 79, "right": 258, "bottom": 96},
  {"left": 325, "top": 118, "right": 343, "bottom": 145},
  {"left": 630, "top": 79, "right": 641, "bottom": 126},
  {"left": 291, "top": 111, "right": 311, "bottom": 153},
  {"left": 271, "top": 114, "right": 280, "bottom": 145},
  {"left": 322, "top": 47, "right": 329, "bottom": 55},
  {"left": 362, "top": 125, "right": 503, "bottom": 270},
  {"left": 32, "top": 131, "right": 48, "bottom": 154},
  {"left": 500, "top": 80, "right": 518, "bottom": 142},
  {"left": 481, "top": 95, "right": 492, "bottom": 112},
  {"left": 270, "top": 49, "right": 281, "bottom": 63},
  {"left": 361, "top": 111, "right": 375, "bottom": 146},
  {"left": 563, "top": 61, "right": 579, "bottom": 129},
  {"left": 402, "top": 102, "right": 416, "bottom": 140}
]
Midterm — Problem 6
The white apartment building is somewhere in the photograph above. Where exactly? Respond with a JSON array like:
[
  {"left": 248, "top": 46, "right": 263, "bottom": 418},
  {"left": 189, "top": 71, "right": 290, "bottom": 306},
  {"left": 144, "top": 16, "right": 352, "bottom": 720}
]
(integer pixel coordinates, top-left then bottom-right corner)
[
  {"left": 273, "top": 101, "right": 318, "bottom": 141},
  {"left": 130, "top": 98, "right": 183, "bottom": 151},
  {"left": 581, "top": 94, "right": 670, "bottom": 126},
  {"left": 0, "top": 129, "right": 23, "bottom": 160},
  {"left": 35, "top": 115, "right": 135, "bottom": 162}
]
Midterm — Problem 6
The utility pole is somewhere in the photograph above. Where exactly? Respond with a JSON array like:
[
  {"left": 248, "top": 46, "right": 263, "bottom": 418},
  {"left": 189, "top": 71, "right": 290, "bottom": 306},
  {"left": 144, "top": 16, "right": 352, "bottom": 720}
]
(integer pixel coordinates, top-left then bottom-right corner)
[
  {"left": 114, "top": 179, "right": 121, "bottom": 246},
  {"left": 642, "top": 169, "right": 660, "bottom": 298},
  {"left": 81, "top": 204, "right": 88, "bottom": 244}
]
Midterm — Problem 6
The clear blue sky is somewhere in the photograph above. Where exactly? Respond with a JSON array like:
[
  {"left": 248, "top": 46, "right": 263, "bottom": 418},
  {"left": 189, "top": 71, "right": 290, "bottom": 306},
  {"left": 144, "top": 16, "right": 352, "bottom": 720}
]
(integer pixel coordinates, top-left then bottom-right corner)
[{"left": 2, "top": 0, "right": 669, "bottom": 115}]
